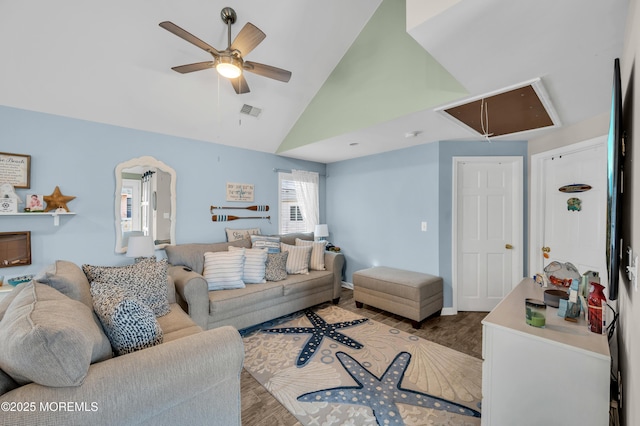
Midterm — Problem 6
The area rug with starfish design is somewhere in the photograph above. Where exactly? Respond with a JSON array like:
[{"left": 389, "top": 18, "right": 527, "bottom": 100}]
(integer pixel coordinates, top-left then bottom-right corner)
[{"left": 240, "top": 304, "right": 482, "bottom": 426}]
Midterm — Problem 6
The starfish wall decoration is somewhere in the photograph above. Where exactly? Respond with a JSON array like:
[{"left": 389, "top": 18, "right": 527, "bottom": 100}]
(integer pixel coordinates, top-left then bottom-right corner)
[
  {"left": 43, "top": 186, "right": 76, "bottom": 212},
  {"left": 261, "top": 309, "right": 369, "bottom": 367},
  {"left": 297, "top": 351, "right": 481, "bottom": 425}
]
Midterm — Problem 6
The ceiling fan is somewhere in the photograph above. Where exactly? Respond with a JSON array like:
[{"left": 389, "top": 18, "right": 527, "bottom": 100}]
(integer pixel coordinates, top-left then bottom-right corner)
[{"left": 159, "top": 7, "right": 292, "bottom": 94}]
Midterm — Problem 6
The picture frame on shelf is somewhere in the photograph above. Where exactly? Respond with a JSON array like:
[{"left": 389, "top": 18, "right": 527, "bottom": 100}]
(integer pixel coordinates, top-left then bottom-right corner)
[
  {"left": 0, "top": 152, "right": 31, "bottom": 189},
  {"left": 25, "top": 194, "right": 44, "bottom": 212}
]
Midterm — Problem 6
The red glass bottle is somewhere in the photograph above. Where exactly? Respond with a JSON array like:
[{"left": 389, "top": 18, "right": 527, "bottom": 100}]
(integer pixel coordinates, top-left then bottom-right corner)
[{"left": 587, "top": 282, "right": 606, "bottom": 334}]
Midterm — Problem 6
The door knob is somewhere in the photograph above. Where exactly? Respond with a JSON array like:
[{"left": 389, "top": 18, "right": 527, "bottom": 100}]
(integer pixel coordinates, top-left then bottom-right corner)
[
  {"left": 542, "top": 246, "right": 551, "bottom": 253},
  {"left": 505, "top": 244, "right": 513, "bottom": 250}
]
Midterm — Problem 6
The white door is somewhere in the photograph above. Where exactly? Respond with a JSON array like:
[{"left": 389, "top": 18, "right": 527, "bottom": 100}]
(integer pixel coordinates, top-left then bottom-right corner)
[
  {"left": 530, "top": 136, "right": 608, "bottom": 288},
  {"left": 453, "top": 157, "right": 524, "bottom": 312}
]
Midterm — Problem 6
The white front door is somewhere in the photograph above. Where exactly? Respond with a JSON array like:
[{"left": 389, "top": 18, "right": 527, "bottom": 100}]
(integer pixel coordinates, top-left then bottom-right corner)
[
  {"left": 453, "top": 157, "right": 524, "bottom": 312},
  {"left": 530, "top": 136, "right": 608, "bottom": 288}
]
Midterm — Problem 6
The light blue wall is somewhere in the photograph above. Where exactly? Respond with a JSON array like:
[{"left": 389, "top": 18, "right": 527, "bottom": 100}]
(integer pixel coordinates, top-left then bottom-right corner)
[
  {"left": 326, "top": 140, "right": 528, "bottom": 308},
  {"left": 326, "top": 143, "right": 441, "bottom": 282},
  {"left": 0, "top": 106, "right": 326, "bottom": 276}
]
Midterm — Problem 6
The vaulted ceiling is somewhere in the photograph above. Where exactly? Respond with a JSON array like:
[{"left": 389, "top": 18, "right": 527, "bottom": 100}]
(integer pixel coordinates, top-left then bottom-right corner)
[{"left": 0, "top": 0, "right": 628, "bottom": 163}]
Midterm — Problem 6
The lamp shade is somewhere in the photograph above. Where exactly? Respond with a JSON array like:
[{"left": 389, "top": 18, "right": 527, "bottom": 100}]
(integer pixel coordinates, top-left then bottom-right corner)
[
  {"left": 126, "top": 235, "right": 155, "bottom": 258},
  {"left": 314, "top": 224, "right": 329, "bottom": 238}
]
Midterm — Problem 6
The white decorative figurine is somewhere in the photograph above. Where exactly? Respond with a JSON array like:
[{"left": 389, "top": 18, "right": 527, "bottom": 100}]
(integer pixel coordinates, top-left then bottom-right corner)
[
  {"left": 0, "top": 182, "right": 22, "bottom": 203},
  {"left": 0, "top": 183, "right": 21, "bottom": 213}
]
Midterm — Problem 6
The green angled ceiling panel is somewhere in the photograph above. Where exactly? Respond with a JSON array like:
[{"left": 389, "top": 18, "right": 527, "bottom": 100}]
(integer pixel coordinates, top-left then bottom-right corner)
[{"left": 277, "top": 0, "right": 468, "bottom": 154}]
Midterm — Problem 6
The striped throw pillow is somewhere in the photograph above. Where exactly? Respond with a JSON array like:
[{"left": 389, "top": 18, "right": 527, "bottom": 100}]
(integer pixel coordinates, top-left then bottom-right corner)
[
  {"left": 295, "top": 238, "right": 327, "bottom": 271},
  {"left": 280, "top": 243, "right": 312, "bottom": 275},
  {"left": 229, "top": 245, "right": 268, "bottom": 284},
  {"left": 202, "top": 249, "right": 246, "bottom": 290},
  {"left": 251, "top": 235, "right": 281, "bottom": 253}
]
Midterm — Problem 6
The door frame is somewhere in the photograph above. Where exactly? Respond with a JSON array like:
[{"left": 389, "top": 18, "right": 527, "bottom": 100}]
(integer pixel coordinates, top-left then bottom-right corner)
[
  {"left": 529, "top": 135, "right": 607, "bottom": 277},
  {"left": 452, "top": 156, "right": 524, "bottom": 313}
]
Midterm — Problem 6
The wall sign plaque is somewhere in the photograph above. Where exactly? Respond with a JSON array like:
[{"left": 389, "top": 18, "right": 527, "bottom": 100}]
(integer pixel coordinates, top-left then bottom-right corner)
[
  {"left": 0, "top": 152, "right": 31, "bottom": 189},
  {"left": 558, "top": 183, "right": 591, "bottom": 193},
  {"left": 0, "top": 199, "right": 18, "bottom": 213},
  {"left": 226, "top": 182, "right": 254, "bottom": 202}
]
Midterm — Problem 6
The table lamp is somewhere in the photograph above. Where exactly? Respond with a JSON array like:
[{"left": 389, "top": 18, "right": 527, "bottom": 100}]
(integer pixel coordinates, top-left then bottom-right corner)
[
  {"left": 314, "top": 224, "right": 329, "bottom": 241},
  {"left": 126, "top": 235, "right": 155, "bottom": 261}
]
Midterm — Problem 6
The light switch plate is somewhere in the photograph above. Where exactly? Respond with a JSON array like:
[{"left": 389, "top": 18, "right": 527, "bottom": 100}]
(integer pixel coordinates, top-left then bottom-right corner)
[{"left": 626, "top": 247, "right": 638, "bottom": 291}]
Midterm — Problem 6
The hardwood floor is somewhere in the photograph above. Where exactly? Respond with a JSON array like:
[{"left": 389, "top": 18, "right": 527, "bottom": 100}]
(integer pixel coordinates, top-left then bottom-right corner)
[{"left": 240, "top": 288, "right": 487, "bottom": 425}]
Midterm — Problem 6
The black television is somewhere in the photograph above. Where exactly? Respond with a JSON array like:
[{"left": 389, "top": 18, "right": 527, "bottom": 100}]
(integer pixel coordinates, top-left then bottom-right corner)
[{"left": 606, "top": 58, "right": 623, "bottom": 301}]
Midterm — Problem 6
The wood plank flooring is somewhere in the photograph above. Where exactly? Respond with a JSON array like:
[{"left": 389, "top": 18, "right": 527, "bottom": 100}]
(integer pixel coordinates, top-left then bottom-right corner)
[{"left": 240, "top": 288, "right": 487, "bottom": 426}]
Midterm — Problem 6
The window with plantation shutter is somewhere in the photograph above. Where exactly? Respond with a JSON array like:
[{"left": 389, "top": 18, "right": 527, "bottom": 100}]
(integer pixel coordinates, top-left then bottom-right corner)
[
  {"left": 289, "top": 205, "right": 303, "bottom": 222},
  {"left": 278, "top": 171, "right": 319, "bottom": 234}
]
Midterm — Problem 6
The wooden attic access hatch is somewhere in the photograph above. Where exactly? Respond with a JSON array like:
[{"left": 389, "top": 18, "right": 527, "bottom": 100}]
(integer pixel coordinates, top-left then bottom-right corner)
[{"left": 436, "top": 79, "right": 561, "bottom": 138}]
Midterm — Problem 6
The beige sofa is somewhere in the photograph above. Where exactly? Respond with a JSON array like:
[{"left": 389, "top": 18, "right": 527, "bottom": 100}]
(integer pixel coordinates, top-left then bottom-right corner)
[
  {"left": 0, "top": 260, "right": 244, "bottom": 426},
  {"left": 166, "top": 233, "right": 345, "bottom": 330}
]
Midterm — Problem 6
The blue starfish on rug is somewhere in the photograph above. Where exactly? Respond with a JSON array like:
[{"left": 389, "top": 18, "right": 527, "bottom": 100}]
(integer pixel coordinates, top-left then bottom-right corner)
[
  {"left": 297, "top": 351, "right": 481, "bottom": 425},
  {"left": 261, "top": 309, "right": 369, "bottom": 367}
]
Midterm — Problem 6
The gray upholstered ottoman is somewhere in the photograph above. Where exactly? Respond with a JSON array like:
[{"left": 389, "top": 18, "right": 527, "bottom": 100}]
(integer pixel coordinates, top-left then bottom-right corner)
[{"left": 353, "top": 266, "right": 443, "bottom": 328}]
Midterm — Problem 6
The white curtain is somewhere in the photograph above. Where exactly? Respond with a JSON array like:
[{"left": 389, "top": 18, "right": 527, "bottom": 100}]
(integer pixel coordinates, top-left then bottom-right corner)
[{"left": 291, "top": 169, "right": 319, "bottom": 232}]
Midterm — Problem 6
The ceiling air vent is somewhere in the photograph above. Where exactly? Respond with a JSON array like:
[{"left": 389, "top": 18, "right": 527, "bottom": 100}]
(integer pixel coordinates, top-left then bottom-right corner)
[
  {"left": 434, "top": 78, "right": 560, "bottom": 138},
  {"left": 240, "top": 104, "right": 262, "bottom": 117}
]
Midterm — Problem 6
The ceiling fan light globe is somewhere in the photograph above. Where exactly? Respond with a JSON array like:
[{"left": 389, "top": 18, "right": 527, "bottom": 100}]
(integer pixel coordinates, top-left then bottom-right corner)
[{"left": 216, "top": 56, "right": 242, "bottom": 79}]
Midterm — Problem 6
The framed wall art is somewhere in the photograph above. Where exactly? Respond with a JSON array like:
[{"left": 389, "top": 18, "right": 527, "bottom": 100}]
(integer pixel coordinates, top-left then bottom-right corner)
[
  {"left": 0, "top": 231, "right": 31, "bottom": 268},
  {"left": 0, "top": 152, "right": 31, "bottom": 189},
  {"left": 226, "top": 182, "right": 254, "bottom": 202}
]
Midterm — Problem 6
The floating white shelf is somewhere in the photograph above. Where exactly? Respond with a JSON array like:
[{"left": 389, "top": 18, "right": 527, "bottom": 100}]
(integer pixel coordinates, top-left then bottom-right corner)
[{"left": 0, "top": 212, "right": 76, "bottom": 226}]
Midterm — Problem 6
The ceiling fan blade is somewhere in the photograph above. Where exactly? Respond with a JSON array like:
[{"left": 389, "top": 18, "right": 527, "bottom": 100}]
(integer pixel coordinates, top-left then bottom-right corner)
[
  {"left": 230, "top": 23, "right": 265, "bottom": 56},
  {"left": 159, "top": 21, "right": 220, "bottom": 56},
  {"left": 244, "top": 61, "right": 292, "bottom": 82},
  {"left": 230, "top": 75, "right": 250, "bottom": 94},
  {"left": 171, "top": 61, "right": 215, "bottom": 74}
]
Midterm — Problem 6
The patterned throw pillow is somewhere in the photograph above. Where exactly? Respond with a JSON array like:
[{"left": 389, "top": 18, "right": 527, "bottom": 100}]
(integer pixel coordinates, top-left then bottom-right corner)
[
  {"left": 82, "top": 259, "right": 170, "bottom": 317},
  {"left": 91, "top": 282, "right": 163, "bottom": 356},
  {"left": 295, "top": 238, "right": 328, "bottom": 270},
  {"left": 265, "top": 251, "right": 288, "bottom": 281},
  {"left": 280, "top": 243, "right": 312, "bottom": 275},
  {"left": 203, "top": 249, "right": 246, "bottom": 290},
  {"left": 250, "top": 235, "right": 281, "bottom": 253},
  {"left": 225, "top": 227, "right": 261, "bottom": 242},
  {"left": 229, "top": 245, "right": 268, "bottom": 284}
]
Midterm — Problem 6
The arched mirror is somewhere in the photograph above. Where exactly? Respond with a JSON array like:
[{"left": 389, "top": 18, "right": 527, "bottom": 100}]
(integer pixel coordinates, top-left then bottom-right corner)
[{"left": 114, "top": 156, "right": 176, "bottom": 254}]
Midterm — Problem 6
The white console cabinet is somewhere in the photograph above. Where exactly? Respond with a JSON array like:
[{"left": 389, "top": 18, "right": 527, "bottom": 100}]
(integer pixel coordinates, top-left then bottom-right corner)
[{"left": 481, "top": 278, "right": 610, "bottom": 425}]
